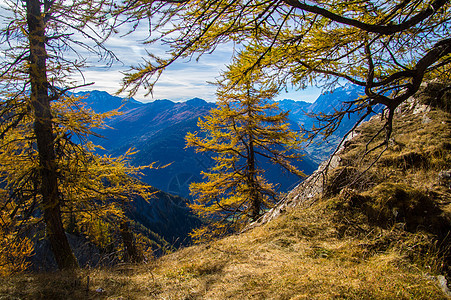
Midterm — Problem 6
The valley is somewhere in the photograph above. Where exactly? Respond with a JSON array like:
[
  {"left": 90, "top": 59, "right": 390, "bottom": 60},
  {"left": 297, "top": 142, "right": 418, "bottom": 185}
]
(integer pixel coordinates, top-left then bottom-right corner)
[{"left": 80, "top": 84, "right": 368, "bottom": 199}]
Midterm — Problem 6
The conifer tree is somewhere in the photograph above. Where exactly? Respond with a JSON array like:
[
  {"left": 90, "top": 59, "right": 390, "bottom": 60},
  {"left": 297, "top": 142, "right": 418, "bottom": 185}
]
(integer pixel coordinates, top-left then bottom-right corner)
[
  {"left": 0, "top": 91, "right": 154, "bottom": 272},
  {"left": 186, "top": 62, "right": 305, "bottom": 240},
  {"left": 0, "top": 0, "right": 153, "bottom": 270}
]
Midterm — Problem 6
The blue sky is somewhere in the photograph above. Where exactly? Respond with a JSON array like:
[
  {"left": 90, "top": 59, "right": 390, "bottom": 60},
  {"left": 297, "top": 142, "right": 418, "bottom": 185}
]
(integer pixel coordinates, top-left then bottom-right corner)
[
  {"left": 0, "top": 0, "right": 321, "bottom": 103},
  {"left": 81, "top": 45, "right": 322, "bottom": 103},
  {"left": 74, "top": 19, "right": 322, "bottom": 103}
]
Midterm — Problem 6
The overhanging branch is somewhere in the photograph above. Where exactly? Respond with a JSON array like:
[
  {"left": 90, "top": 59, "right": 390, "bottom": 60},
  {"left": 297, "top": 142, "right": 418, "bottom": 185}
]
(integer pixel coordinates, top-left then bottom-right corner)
[{"left": 282, "top": 0, "right": 448, "bottom": 35}]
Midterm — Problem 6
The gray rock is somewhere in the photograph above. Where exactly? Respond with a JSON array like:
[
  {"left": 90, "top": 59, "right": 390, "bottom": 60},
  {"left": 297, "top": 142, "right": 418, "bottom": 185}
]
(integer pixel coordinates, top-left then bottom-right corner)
[
  {"left": 437, "top": 275, "right": 451, "bottom": 297},
  {"left": 438, "top": 169, "right": 451, "bottom": 189}
]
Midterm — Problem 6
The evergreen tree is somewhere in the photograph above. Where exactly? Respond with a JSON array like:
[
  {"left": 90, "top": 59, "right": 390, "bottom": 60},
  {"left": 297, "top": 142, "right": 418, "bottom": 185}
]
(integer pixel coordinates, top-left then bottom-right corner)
[{"left": 186, "top": 64, "right": 305, "bottom": 240}]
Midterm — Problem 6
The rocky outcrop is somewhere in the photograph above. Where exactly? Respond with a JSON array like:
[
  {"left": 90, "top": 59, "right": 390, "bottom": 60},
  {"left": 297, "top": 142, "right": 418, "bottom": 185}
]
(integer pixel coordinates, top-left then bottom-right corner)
[
  {"left": 244, "top": 134, "right": 349, "bottom": 230},
  {"left": 246, "top": 81, "right": 448, "bottom": 231}
]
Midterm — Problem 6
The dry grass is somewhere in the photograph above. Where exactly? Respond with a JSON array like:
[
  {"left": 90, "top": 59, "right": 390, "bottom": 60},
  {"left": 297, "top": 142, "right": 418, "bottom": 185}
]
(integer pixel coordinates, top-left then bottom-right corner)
[
  {"left": 0, "top": 202, "right": 446, "bottom": 299},
  {"left": 1, "top": 98, "right": 450, "bottom": 299}
]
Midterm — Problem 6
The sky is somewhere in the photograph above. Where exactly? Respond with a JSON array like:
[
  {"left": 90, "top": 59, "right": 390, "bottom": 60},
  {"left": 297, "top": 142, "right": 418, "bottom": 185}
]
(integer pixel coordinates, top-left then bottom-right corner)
[
  {"left": 74, "top": 19, "right": 321, "bottom": 103},
  {"left": 0, "top": 0, "right": 321, "bottom": 103}
]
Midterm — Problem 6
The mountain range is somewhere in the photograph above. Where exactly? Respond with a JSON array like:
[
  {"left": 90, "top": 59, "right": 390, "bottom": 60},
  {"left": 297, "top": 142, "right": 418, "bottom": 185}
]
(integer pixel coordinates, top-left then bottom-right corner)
[
  {"left": 77, "top": 84, "right": 368, "bottom": 199},
  {"left": 29, "top": 85, "right": 372, "bottom": 266},
  {"left": 65, "top": 85, "right": 370, "bottom": 251},
  {"left": 278, "top": 84, "right": 372, "bottom": 161}
]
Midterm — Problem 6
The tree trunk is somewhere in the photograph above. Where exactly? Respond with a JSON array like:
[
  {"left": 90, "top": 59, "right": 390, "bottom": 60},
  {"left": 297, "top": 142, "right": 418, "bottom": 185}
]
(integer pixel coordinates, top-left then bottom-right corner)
[
  {"left": 120, "top": 220, "right": 143, "bottom": 263},
  {"left": 248, "top": 134, "right": 261, "bottom": 221},
  {"left": 26, "top": 0, "right": 78, "bottom": 270},
  {"left": 244, "top": 94, "right": 261, "bottom": 222}
]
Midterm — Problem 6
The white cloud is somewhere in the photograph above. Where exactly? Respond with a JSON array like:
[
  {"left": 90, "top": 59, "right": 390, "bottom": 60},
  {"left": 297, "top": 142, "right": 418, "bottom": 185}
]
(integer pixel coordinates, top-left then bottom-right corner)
[
  {"left": 80, "top": 26, "right": 322, "bottom": 102},
  {"left": 0, "top": 3, "right": 321, "bottom": 103},
  {"left": 76, "top": 52, "right": 321, "bottom": 103},
  {"left": 77, "top": 34, "right": 321, "bottom": 103},
  {"left": 75, "top": 28, "right": 235, "bottom": 102}
]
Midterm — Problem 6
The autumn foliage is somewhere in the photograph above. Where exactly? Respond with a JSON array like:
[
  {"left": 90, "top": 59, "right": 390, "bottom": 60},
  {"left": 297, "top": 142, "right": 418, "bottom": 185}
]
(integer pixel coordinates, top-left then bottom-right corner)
[
  {"left": 0, "top": 93, "right": 156, "bottom": 274},
  {"left": 186, "top": 66, "right": 305, "bottom": 241}
]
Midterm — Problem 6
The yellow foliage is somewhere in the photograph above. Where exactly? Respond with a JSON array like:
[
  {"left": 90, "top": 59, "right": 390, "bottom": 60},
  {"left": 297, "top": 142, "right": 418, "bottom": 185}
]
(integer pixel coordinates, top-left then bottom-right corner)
[
  {"left": 186, "top": 68, "right": 306, "bottom": 241},
  {"left": 0, "top": 212, "right": 33, "bottom": 276},
  {"left": 0, "top": 93, "right": 157, "bottom": 262}
]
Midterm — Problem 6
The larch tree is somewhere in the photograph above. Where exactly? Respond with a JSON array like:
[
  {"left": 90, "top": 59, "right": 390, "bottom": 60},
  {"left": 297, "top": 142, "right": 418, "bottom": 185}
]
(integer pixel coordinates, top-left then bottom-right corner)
[
  {"left": 0, "top": 0, "right": 153, "bottom": 271},
  {"left": 186, "top": 62, "right": 305, "bottom": 240},
  {"left": 120, "top": 0, "right": 451, "bottom": 155}
]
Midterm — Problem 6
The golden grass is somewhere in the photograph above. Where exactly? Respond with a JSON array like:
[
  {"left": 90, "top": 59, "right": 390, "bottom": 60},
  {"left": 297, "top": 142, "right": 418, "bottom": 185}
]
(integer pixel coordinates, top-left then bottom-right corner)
[
  {"left": 1, "top": 202, "right": 446, "bottom": 299},
  {"left": 1, "top": 98, "right": 449, "bottom": 299}
]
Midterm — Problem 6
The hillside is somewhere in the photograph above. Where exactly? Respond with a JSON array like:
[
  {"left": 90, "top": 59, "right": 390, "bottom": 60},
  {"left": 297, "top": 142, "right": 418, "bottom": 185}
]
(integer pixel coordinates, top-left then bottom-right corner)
[
  {"left": 87, "top": 93, "right": 319, "bottom": 198},
  {"left": 126, "top": 186, "right": 202, "bottom": 248},
  {"left": 25, "top": 184, "right": 202, "bottom": 272},
  {"left": 2, "top": 85, "right": 449, "bottom": 299},
  {"left": 84, "top": 85, "right": 370, "bottom": 198},
  {"left": 279, "top": 84, "right": 381, "bottom": 163}
]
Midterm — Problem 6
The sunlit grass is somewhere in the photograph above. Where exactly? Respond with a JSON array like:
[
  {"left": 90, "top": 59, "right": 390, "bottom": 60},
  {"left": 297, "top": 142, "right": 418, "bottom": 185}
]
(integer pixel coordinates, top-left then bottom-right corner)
[
  {"left": 1, "top": 202, "right": 445, "bottom": 299},
  {"left": 1, "top": 94, "right": 449, "bottom": 299}
]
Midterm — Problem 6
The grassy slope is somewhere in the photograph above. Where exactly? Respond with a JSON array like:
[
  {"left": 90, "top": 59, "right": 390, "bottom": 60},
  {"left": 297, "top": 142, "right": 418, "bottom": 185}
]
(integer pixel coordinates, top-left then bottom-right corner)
[{"left": 1, "top": 92, "right": 450, "bottom": 299}]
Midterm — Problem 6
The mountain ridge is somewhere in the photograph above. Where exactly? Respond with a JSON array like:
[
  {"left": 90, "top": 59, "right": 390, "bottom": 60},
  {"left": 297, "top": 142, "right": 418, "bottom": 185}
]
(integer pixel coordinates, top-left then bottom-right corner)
[
  {"left": 81, "top": 84, "right": 369, "bottom": 198},
  {"left": 84, "top": 92, "right": 322, "bottom": 198}
]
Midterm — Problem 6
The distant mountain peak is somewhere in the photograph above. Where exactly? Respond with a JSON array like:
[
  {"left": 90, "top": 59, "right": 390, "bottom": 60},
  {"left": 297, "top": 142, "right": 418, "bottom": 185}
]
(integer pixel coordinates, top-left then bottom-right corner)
[
  {"left": 152, "top": 99, "right": 173, "bottom": 104},
  {"left": 278, "top": 98, "right": 312, "bottom": 105},
  {"left": 186, "top": 97, "right": 208, "bottom": 106},
  {"left": 128, "top": 97, "right": 142, "bottom": 105},
  {"left": 148, "top": 99, "right": 176, "bottom": 111},
  {"left": 71, "top": 90, "right": 143, "bottom": 113}
]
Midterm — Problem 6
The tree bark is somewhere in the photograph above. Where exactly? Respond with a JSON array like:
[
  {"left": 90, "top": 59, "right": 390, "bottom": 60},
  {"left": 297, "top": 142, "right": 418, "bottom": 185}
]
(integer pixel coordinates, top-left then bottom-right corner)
[
  {"left": 248, "top": 134, "right": 261, "bottom": 221},
  {"left": 26, "top": 0, "right": 78, "bottom": 270},
  {"left": 120, "top": 220, "right": 143, "bottom": 263}
]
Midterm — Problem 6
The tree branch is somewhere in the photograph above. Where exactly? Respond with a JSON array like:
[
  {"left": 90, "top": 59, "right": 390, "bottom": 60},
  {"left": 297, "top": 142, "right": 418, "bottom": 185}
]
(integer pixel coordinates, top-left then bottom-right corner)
[{"left": 282, "top": 0, "right": 448, "bottom": 35}]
